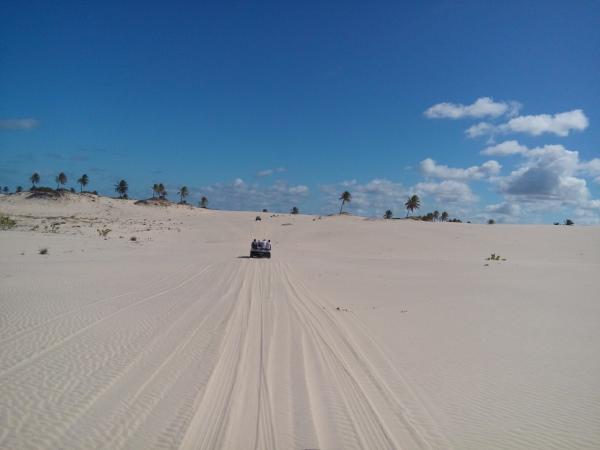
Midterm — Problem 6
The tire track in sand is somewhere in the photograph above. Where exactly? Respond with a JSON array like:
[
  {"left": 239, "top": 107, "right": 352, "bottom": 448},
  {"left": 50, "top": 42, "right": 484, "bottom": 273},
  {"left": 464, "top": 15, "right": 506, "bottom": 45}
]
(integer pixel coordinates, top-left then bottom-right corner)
[{"left": 179, "top": 260, "right": 450, "bottom": 450}]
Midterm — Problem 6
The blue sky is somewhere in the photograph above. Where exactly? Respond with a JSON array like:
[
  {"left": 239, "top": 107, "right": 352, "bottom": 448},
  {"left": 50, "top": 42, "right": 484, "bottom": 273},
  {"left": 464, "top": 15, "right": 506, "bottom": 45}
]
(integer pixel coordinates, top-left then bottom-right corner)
[{"left": 1, "top": 0, "right": 599, "bottom": 223}]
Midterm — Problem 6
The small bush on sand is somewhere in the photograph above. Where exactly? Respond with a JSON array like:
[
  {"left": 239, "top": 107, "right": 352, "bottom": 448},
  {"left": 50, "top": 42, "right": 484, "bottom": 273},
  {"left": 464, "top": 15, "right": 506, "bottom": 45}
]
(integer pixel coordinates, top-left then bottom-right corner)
[
  {"left": 39, "top": 248, "right": 48, "bottom": 255},
  {"left": 0, "top": 216, "right": 16, "bottom": 230},
  {"left": 130, "top": 236, "right": 137, "bottom": 241},
  {"left": 255, "top": 216, "right": 261, "bottom": 221},
  {"left": 485, "top": 253, "right": 507, "bottom": 261},
  {"left": 97, "top": 228, "right": 111, "bottom": 238}
]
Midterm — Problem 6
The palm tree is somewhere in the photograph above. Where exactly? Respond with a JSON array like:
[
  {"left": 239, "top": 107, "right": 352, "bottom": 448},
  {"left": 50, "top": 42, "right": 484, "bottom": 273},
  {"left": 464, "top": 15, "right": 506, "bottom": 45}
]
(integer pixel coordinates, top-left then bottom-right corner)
[
  {"left": 30, "top": 172, "right": 40, "bottom": 189},
  {"left": 200, "top": 196, "right": 208, "bottom": 208},
  {"left": 291, "top": 206, "right": 299, "bottom": 214},
  {"left": 339, "top": 191, "right": 351, "bottom": 214},
  {"left": 115, "top": 179, "right": 128, "bottom": 199},
  {"left": 77, "top": 174, "right": 89, "bottom": 192},
  {"left": 441, "top": 211, "right": 449, "bottom": 222},
  {"left": 55, "top": 172, "right": 67, "bottom": 190},
  {"left": 152, "top": 183, "right": 159, "bottom": 198},
  {"left": 384, "top": 210, "right": 393, "bottom": 219},
  {"left": 404, "top": 194, "right": 420, "bottom": 217},
  {"left": 433, "top": 210, "right": 440, "bottom": 222},
  {"left": 178, "top": 186, "right": 189, "bottom": 203},
  {"left": 158, "top": 183, "right": 166, "bottom": 199}
]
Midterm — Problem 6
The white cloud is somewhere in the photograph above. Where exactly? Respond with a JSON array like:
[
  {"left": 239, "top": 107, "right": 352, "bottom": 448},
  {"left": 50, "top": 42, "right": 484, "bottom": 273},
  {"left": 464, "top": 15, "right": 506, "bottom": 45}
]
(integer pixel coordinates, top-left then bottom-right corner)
[
  {"left": 485, "top": 202, "right": 521, "bottom": 217},
  {"left": 500, "top": 109, "right": 588, "bottom": 136},
  {"left": 481, "top": 140, "right": 529, "bottom": 156},
  {"left": 200, "top": 178, "right": 309, "bottom": 212},
  {"left": 0, "top": 118, "right": 39, "bottom": 130},
  {"left": 420, "top": 158, "right": 501, "bottom": 181},
  {"left": 256, "top": 167, "right": 286, "bottom": 177},
  {"left": 465, "top": 122, "right": 496, "bottom": 138},
  {"left": 320, "top": 178, "right": 407, "bottom": 216},
  {"left": 425, "top": 97, "right": 521, "bottom": 119},
  {"left": 289, "top": 185, "right": 309, "bottom": 194},
  {"left": 578, "top": 158, "right": 600, "bottom": 183},
  {"left": 496, "top": 145, "right": 590, "bottom": 204},
  {"left": 414, "top": 180, "right": 478, "bottom": 204},
  {"left": 467, "top": 110, "right": 589, "bottom": 138}
]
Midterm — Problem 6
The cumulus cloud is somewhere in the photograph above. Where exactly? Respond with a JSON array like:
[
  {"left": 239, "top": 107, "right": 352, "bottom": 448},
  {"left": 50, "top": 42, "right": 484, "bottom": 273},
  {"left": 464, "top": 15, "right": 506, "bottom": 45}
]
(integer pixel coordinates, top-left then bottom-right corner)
[
  {"left": 496, "top": 145, "right": 590, "bottom": 205},
  {"left": 320, "top": 178, "right": 407, "bottom": 216},
  {"left": 424, "top": 97, "right": 521, "bottom": 119},
  {"left": 465, "top": 122, "right": 496, "bottom": 138},
  {"left": 486, "top": 202, "right": 520, "bottom": 215},
  {"left": 467, "top": 110, "right": 589, "bottom": 139},
  {"left": 501, "top": 109, "right": 588, "bottom": 136},
  {"left": 578, "top": 158, "right": 600, "bottom": 183},
  {"left": 199, "top": 179, "right": 309, "bottom": 212},
  {"left": 414, "top": 180, "right": 478, "bottom": 204},
  {"left": 0, "top": 118, "right": 40, "bottom": 130},
  {"left": 420, "top": 158, "right": 501, "bottom": 181},
  {"left": 481, "top": 140, "right": 529, "bottom": 156}
]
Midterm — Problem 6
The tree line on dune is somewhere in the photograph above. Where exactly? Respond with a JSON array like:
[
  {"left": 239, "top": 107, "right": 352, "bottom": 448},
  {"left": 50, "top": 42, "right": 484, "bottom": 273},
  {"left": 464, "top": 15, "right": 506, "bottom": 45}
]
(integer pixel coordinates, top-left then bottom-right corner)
[
  {"left": 13, "top": 172, "right": 210, "bottom": 208},
  {"left": 0, "top": 173, "right": 577, "bottom": 224},
  {"left": 338, "top": 190, "right": 455, "bottom": 222}
]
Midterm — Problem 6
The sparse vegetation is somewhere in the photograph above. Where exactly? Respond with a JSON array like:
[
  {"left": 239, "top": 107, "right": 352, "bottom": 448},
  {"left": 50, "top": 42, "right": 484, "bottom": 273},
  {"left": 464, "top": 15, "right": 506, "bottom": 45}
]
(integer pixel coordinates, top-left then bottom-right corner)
[
  {"left": 30, "top": 172, "right": 40, "bottom": 189},
  {"left": 405, "top": 194, "right": 420, "bottom": 217},
  {"left": 115, "top": 180, "right": 128, "bottom": 199},
  {"left": 0, "top": 216, "right": 17, "bottom": 230},
  {"left": 77, "top": 174, "right": 89, "bottom": 192},
  {"left": 291, "top": 206, "right": 299, "bottom": 214},
  {"left": 441, "top": 211, "right": 449, "bottom": 222},
  {"left": 55, "top": 172, "right": 67, "bottom": 190},
  {"left": 565, "top": 219, "right": 574, "bottom": 226},
  {"left": 200, "top": 196, "right": 208, "bottom": 208},
  {"left": 158, "top": 183, "right": 167, "bottom": 199},
  {"left": 130, "top": 236, "right": 137, "bottom": 241},
  {"left": 384, "top": 209, "right": 393, "bottom": 219},
  {"left": 97, "top": 228, "right": 112, "bottom": 238},
  {"left": 178, "top": 186, "right": 188, "bottom": 203},
  {"left": 39, "top": 248, "right": 48, "bottom": 255},
  {"left": 488, "top": 219, "right": 495, "bottom": 224},
  {"left": 339, "top": 191, "right": 351, "bottom": 214},
  {"left": 485, "top": 253, "right": 506, "bottom": 261},
  {"left": 16, "top": 186, "right": 23, "bottom": 193},
  {"left": 255, "top": 216, "right": 261, "bottom": 221}
]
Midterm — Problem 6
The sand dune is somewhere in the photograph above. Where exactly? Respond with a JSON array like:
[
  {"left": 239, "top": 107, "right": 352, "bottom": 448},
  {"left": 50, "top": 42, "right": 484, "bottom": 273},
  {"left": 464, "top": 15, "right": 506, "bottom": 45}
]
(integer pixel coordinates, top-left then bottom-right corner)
[{"left": 1, "top": 193, "right": 599, "bottom": 449}]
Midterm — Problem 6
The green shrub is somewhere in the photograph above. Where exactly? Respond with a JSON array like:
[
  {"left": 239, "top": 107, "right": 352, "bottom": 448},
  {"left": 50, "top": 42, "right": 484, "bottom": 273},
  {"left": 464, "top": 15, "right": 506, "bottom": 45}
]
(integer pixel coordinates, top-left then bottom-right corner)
[{"left": 0, "top": 216, "right": 16, "bottom": 230}]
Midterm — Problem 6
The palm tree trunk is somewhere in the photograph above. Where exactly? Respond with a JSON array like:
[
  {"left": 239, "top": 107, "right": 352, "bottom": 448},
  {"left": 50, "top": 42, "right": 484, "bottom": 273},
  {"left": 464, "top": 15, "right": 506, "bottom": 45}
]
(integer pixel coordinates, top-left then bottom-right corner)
[{"left": 339, "top": 200, "right": 344, "bottom": 214}]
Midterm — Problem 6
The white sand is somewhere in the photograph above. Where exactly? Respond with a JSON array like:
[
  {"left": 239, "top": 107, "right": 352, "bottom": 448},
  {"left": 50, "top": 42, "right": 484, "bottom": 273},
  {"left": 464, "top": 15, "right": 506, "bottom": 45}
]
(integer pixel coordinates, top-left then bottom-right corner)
[{"left": 1, "top": 192, "right": 599, "bottom": 449}]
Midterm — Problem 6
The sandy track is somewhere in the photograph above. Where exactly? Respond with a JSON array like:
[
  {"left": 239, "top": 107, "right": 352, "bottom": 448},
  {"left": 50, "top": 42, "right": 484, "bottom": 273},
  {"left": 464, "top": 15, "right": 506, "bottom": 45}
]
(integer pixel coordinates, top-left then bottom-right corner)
[{"left": 0, "top": 256, "right": 448, "bottom": 449}]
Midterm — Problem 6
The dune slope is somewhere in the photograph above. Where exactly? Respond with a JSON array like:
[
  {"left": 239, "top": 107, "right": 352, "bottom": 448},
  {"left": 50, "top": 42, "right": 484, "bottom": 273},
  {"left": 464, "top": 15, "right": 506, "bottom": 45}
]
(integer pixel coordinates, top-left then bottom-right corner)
[{"left": 1, "top": 194, "right": 599, "bottom": 449}]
